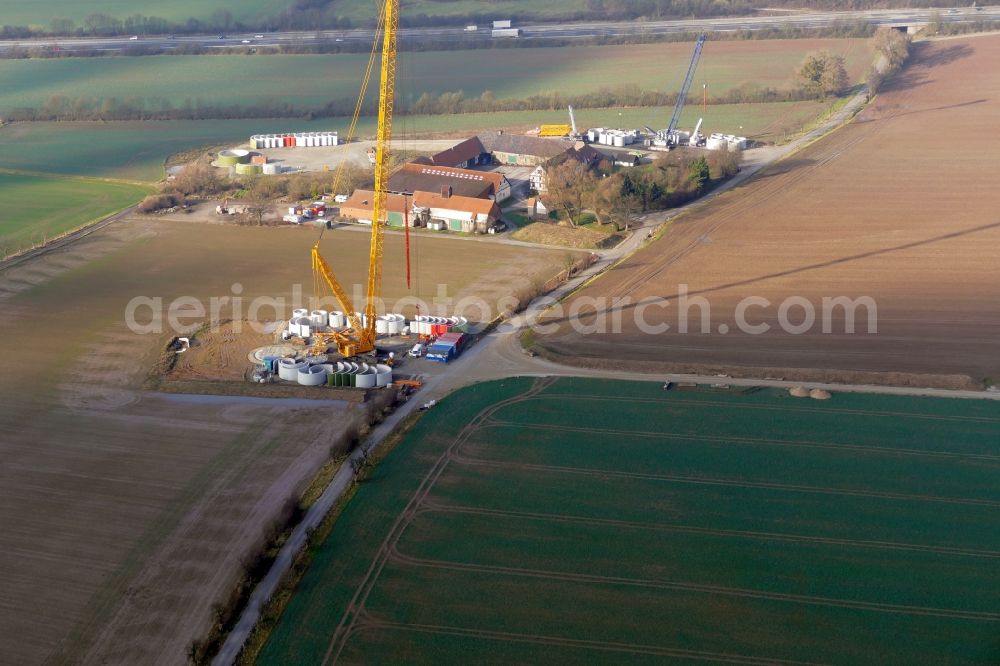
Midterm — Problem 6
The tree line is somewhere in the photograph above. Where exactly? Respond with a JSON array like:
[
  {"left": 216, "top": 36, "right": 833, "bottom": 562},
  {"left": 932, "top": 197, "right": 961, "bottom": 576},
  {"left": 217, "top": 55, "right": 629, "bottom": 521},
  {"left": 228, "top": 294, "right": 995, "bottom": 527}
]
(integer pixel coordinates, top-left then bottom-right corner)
[
  {"left": 543, "top": 147, "right": 741, "bottom": 229},
  {"left": 2, "top": 79, "right": 830, "bottom": 123}
]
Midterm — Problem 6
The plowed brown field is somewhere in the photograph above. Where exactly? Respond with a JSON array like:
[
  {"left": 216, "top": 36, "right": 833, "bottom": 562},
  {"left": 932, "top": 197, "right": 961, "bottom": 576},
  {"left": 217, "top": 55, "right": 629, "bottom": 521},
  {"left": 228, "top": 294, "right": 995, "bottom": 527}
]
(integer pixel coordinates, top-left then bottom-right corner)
[
  {"left": 0, "top": 218, "right": 572, "bottom": 665},
  {"left": 540, "top": 36, "right": 1000, "bottom": 388}
]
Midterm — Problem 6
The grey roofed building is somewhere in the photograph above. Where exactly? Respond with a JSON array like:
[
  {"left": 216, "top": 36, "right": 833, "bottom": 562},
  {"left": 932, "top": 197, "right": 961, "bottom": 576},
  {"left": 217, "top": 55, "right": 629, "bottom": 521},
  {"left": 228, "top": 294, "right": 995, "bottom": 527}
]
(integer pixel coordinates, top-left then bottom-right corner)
[{"left": 477, "top": 132, "right": 572, "bottom": 166}]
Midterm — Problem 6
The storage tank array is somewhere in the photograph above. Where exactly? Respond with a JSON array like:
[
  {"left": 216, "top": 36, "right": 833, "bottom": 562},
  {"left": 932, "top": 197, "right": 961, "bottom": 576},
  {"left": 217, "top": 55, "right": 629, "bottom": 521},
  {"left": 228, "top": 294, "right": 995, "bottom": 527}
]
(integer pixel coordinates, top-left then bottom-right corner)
[
  {"left": 587, "top": 128, "right": 641, "bottom": 147},
  {"left": 284, "top": 309, "right": 410, "bottom": 340},
  {"left": 272, "top": 357, "right": 392, "bottom": 388},
  {"left": 409, "top": 315, "right": 468, "bottom": 336},
  {"left": 217, "top": 149, "right": 251, "bottom": 166},
  {"left": 706, "top": 133, "right": 747, "bottom": 151},
  {"left": 250, "top": 132, "right": 339, "bottom": 149}
]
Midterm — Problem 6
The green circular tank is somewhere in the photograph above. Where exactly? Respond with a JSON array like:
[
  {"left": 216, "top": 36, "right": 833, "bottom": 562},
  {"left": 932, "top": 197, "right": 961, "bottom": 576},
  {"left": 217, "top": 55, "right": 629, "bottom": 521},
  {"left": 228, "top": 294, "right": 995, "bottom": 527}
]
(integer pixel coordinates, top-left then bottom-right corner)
[
  {"left": 218, "top": 149, "right": 251, "bottom": 166},
  {"left": 235, "top": 163, "right": 262, "bottom": 175}
]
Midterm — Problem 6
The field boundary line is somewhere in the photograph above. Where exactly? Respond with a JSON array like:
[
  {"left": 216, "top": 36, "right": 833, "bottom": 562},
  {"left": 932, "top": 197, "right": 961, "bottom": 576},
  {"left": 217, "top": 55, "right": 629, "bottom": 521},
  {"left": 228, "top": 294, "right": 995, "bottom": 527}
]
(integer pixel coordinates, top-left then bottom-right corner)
[
  {"left": 386, "top": 543, "right": 1000, "bottom": 621},
  {"left": 0, "top": 166, "right": 153, "bottom": 187},
  {"left": 480, "top": 420, "right": 1000, "bottom": 462},
  {"left": 322, "top": 377, "right": 558, "bottom": 665},
  {"left": 450, "top": 454, "right": 1000, "bottom": 508},
  {"left": 420, "top": 502, "right": 1000, "bottom": 559},
  {"left": 349, "top": 618, "right": 827, "bottom": 665},
  {"left": 537, "top": 392, "right": 1000, "bottom": 423}
]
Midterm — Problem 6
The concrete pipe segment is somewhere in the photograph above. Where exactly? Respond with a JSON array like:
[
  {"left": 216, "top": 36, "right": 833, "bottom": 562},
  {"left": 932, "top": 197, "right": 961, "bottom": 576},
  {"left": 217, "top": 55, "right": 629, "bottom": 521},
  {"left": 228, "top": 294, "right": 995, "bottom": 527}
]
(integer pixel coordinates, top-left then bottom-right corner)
[
  {"left": 297, "top": 365, "right": 328, "bottom": 386},
  {"left": 310, "top": 310, "right": 329, "bottom": 327},
  {"left": 294, "top": 316, "right": 313, "bottom": 338},
  {"left": 375, "top": 364, "right": 393, "bottom": 387},
  {"left": 278, "top": 358, "right": 307, "bottom": 381}
]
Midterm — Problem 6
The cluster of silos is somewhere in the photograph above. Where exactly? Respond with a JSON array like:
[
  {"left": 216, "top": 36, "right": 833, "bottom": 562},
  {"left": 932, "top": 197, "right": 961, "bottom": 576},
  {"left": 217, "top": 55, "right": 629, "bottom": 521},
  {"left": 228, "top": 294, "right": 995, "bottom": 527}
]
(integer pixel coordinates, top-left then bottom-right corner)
[
  {"left": 217, "top": 149, "right": 251, "bottom": 166},
  {"left": 250, "top": 132, "right": 339, "bottom": 149},
  {"left": 706, "top": 133, "right": 747, "bottom": 151},
  {"left": 325, "top": 361, "right": 392, "bottom": 388},
  {"left": 587, "top": 128, "right": 641, "bottom": 147},
  {"left": 285, "top": 308, "right": 314, "bottom": 339},
  {"left": 410, "top": 315, "right": 469, "bottom": 336}
]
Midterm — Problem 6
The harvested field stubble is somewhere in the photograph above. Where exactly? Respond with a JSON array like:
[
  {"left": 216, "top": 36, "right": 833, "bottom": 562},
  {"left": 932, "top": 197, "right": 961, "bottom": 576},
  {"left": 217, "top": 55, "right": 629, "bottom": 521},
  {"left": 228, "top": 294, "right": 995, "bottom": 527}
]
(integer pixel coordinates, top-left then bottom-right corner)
[
  {"left": 0, "top": 216, "right": 571, "bottom": 664},
  {"left": 539, "top": 36, "right": 1000, "bottom": 385}
]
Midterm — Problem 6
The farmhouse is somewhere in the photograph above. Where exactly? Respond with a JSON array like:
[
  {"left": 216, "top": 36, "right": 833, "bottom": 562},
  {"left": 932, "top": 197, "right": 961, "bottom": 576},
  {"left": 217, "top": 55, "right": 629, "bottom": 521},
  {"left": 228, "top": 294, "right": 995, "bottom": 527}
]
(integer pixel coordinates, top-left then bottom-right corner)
[
  {"left": 340, "top": 188, "right": 501, "bottom": 234},
  {"left": 389, "top": 162, "right": 512, "bottom": 202},
  {"left": 529, "top": 143, "right": 605, "bottom": 193},
  {"left": 425, "top": 136, "right": 491, "bottom": 169},
  {"left": 478, "top": 131, "right": 572, "bottom": 166}
]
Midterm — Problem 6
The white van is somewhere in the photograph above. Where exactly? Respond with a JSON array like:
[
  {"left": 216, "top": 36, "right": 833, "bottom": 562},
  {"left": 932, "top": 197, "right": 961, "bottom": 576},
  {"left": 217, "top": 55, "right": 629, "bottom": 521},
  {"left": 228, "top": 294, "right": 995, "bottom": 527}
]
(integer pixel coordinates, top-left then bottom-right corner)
[{"left": 408, "top": 343, "right": 425, "bottom": 358}]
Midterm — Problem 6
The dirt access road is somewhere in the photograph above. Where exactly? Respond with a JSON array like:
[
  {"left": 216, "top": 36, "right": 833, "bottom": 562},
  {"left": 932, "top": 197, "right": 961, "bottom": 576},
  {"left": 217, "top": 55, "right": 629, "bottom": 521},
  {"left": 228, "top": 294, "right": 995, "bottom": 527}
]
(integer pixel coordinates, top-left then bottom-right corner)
[{"left": 536, "top": 36, "right": 1000, "bottom": 388}]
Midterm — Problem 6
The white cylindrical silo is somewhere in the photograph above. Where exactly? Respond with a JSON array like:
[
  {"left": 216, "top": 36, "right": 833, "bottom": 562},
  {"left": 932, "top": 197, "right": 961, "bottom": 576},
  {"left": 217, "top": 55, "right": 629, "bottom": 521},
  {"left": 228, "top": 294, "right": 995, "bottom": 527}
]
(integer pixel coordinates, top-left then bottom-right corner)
[
  {"left": 375, "top": 363, "right": 392, "bottom": 387},
  {"left": 293, "top": 308, "right": 309, "bottom": 318},
  {"left": 375, "top": 316, "right": 389, "bottom": 335},
  {"left": 330, "top": 311, "right": 346, "bottom": 328}
]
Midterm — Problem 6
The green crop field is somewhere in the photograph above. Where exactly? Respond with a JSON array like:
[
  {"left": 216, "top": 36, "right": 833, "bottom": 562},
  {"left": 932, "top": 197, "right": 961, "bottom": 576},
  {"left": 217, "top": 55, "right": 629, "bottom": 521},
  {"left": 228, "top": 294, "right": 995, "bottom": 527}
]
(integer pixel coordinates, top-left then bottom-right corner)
[
  {"left": 257, "top": 377, "right": 1000, "bottom": 665},
  {"left": 0, "top": 172, "right": 148, "bottom": 257},
  {"left": 0, "top": 100, "right": 825, "bottom": 181},
  {"left": 0, "top": 0, "right": 286, "bottom": 28},
  {"left": 0, "top": 39, "right": 871, "bottom": 115}
]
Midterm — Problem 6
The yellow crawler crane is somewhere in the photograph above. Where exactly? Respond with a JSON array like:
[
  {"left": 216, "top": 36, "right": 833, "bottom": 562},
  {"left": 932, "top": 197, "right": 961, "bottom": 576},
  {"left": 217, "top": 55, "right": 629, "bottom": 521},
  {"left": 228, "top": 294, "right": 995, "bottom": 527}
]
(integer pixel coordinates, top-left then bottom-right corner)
[{"left": 311, "top": 0, "right": 398, "bottom": 358}]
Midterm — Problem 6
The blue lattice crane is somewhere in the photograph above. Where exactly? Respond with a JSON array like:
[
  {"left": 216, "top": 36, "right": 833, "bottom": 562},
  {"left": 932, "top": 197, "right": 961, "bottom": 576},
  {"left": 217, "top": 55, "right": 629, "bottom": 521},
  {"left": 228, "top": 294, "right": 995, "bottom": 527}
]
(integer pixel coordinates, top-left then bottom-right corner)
[{"left": 659, "top": 34, "right": 707, "bottom": 146}]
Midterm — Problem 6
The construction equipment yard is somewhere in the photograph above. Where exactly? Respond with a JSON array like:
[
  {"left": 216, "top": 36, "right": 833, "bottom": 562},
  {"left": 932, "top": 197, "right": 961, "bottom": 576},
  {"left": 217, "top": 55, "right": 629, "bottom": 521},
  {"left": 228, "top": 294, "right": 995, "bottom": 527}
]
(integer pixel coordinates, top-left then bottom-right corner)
[{"left": 3, "top": 0, "right": 1000, "bottom": 662}]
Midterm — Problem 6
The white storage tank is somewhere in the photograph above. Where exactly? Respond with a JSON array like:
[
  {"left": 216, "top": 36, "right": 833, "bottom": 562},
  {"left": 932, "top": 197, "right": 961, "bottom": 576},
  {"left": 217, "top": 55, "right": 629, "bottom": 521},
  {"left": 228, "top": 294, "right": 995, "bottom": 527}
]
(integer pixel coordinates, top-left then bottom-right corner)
[
  {"left": 330, "top": 311, "right": 346, "bottom": 328},
  {"left": 293, "top": 308, "right": 309, "bottom": 318},
  {"left": 297, "top": 364, "right": 327, "bottom": 386},
  {"left": 375, "top": 316, "right": 389, "bottom": 334},
  {"left": 294, "top": 316, "right": 313, "bottom": 338},
  {"left": 330, "top": 132, "right": 339, "bottom": 146},
  {"left": 310, "top": 309, "right": 329, "bottom": 327},
  {"left": 612, "top": 134, "right": 625, "bottom": 147}
]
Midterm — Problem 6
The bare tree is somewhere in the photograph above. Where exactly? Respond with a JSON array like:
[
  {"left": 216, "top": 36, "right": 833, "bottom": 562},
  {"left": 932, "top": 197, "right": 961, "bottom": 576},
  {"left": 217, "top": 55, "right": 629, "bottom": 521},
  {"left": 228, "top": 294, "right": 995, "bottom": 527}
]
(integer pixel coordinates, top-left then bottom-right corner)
[{"left": 543, "top": 162, "right": 595, "bottom": 226}]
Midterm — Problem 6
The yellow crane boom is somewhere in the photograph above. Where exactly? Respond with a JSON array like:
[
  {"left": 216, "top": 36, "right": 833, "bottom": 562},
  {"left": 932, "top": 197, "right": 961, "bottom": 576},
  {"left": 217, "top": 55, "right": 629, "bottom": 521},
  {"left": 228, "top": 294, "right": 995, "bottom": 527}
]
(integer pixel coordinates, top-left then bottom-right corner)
[{"left": 311, "top": 0, "right": 398, "bottom": 358}]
